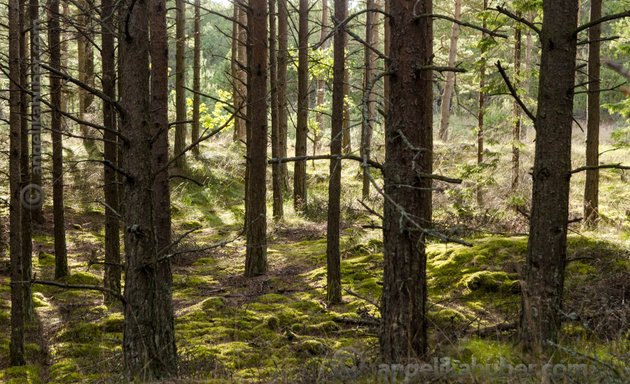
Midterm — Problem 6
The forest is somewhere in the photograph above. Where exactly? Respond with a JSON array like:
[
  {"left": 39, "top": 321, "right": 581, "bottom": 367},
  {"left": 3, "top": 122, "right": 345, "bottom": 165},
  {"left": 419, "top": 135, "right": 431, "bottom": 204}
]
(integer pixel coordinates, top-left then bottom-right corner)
[{"left": 0, "top": 0, "right": 629, "bottom": 382}]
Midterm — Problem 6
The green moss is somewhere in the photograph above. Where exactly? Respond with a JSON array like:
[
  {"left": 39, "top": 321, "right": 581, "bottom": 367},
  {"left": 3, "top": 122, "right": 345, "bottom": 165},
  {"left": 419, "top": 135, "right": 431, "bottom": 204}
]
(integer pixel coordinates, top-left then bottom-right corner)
[
  {"left": 454, "top": 337, "right": 517, "bottom": 364},
  {"left": 56, "top": 322, "right": 100, "bottom": 343},
  {"left": 257, "top": 293, "right": 291, "bottom": 304},
  {"left": 37, "top": 251, "right": 55, "bottom": 266},
  {"left": 61, "top": 272, "right": 101, "bottom": 286},
  {"left": 100, "top": 313, "right": 124, "bottom": 333},
  {"left": 3, "top": 364, "right": 41, "bottom": 384},
  {"left": 461, "top": 271, "right": 519, "bottom": 293},
  {"left": 296, "top": 339, "right": 328, "bottom": 355}
]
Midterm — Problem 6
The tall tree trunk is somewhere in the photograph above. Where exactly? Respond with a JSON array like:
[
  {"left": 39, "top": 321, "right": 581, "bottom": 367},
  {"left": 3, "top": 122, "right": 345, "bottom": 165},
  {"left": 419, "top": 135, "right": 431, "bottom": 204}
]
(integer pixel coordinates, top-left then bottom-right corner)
[
  {"left": 120, "top": 0, "right": 178, "bottom": 377},
  {"left": 49, "top": 0, "right": 69, "bottom": 280},
  {"left": 383, "top": 0, "right": 390, "bottom": 117},
  {"left": 20, "top": 0, "right": 33, "bottom": 321},
  {"left": 101, "top": 0, "right": 119, "bottom": 302},
  {"left": 277, "top": 0, "right": 289, "bottom": 191},
  {"left": 380, "top": 0, "right": 433, "bottom": 362},
  {"left": 294, "top": 0, "right": 309, "bottom": 211},
  {"left": 438, "top": 0, "right": 462, "bottom": 142},
  {"left": 9, "top": 0, "right": 26, "bottom": 365},
  {"left": 233, "top": 2, "right": 248, "bottom": 143},
  {"left": 584, "top": 0, "right": 601, "bottom": 227},
  {"left": 476, "top": 0, "right": 487, "bottom": 207},
  {"left": 341, "top": 72, "right": 351, "bottom": 154},
  {"left": 522, "top": 11, "right": 535, "bottom": 140},
  {"left": 361, "top": 0, "right": 376, "bottom": 200},
  {"left": 511, "top": 21, "right": 522, "bottom": 191},
  {"left": 244, "top": 0, "right": 268, "bottom": 277},
  {"left": 326, "top": 0, "right": 347, "bottom": 305},
  {"left": 174, "top": 0, "right": 187, "bottom": 169},
  {"left": 520, "top": 0, "right": 579, "bottom": 356},
  {"left": 191, "top": 0, "right": 201, "bottom": 158},
  {"left": 270, "top": 0, "right": 283, "bottom": 221},
  {"left": 77, "top": 0, "right": 97, "bottom": 157},
  {"left": 314, "top": 0, "right": 330, "bottom": 155}
]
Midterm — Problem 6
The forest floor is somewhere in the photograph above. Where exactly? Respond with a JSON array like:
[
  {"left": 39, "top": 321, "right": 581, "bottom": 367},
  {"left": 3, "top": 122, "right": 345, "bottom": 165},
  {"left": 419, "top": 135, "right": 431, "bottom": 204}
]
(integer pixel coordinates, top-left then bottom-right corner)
[{"left": 0, "top": 126, "right": 629, "bottom": 383}]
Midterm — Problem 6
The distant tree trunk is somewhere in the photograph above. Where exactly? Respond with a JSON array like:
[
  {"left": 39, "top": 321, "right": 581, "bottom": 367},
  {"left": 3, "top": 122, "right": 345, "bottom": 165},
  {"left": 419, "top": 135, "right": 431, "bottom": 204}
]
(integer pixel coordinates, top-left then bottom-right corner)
[
  {"left": 522, "top": 11, "right": 535, "bottom": 140},
  {"left": 294, "top": 0, "right": 309, "bottom": 211},
  {"left": 120, "top": 0, "right": 178, "bottom": 377},
  {"left": 326, "top": 0, "right": 347, "bottom": 305},
  {"left": 270, "top": 0, "right": 283, "bottom": 221},
  {"left": 341, "top": 72, "right": 351, "bottom": 154},
  {"left": 383, "top": 0, "right": 390, "bottom": 116},
  {"left": 584, "top": 0, "right": 602, "bottom": 227},
  {"left": 49, "top": 0, "right": 69, "bottom": 281},
  {"left": 380, "top": 0, "right": 433, "bottom": 362},
  {"left": 20, "top": 0, "right": 33, "bottom": 320},
  {"left": 29, "top": 0, "right": 43, "bottom": 225},
  {"left": 277, "top": 0, "right": 289, "bottom": 191},
  {"left": 314, "top": 0, "right": 330, "bottom": 155},
  {"left": 9, "top": 0, "right": 26, "bottom": 365},
  {"left": 101, "top": 0, "right": 120, "bottom": 303},
  {"left": 191, "top": 0, "right": 201, "bottom": 158},
  {"left": 361, "top": 0, "right": 376, "bottom": 200},
  {"left": 476, "top": 0, "right": 487, "bottom": 207},
  {"left": 520, "top": 0, "right": 579, "bottom": 356},
  {"left": 438, "top": 0, "right": 462, "bottom": 142},
  {"left": 77, "top": 0, "right": 97, "bottom": 157},
  {"left": 244, "top": 0, "right": 268, "bottom": 277},
  {"left": 174, "top": 0, "right": 187, "bottom": 169},
  {"left": 233, "top": 3, "right": 248, "bottom": 143},
  {"left": 511, "top": 22, "right": 522, "bottom": 191}
]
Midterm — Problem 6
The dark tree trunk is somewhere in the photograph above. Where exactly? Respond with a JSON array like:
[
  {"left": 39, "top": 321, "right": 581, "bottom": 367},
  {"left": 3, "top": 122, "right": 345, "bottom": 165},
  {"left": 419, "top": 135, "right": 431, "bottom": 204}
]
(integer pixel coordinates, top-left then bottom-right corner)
[
  {"left": 511, "top": 21, "right": 522, "bottom": 191},
  {"left": 520, "top": 0, "right": 579, "bottom": 356},
  {"left": 20, "top": 0, "right": 33, "bottom": 320},
  {"left": 361, "top": 0, "right": 376, "bottom": 200},
  {"left": 383, "top": 0, "right": 390, "bottom": 117},
  {"left": 9, "top": 0, "right": 26, "bottom": 365},
  {"left": 49, "top": 0, "right": 69, "bottom": 280},
  {"left": 174, "top": 0, "right": 187, "bottom": 169},
  {"left": 380, "top": 0, "right": 433, "bottom": 363},
  {"left": 101, "top": 0, "right": 120, "bottom": 303},
  {"left": 341, "top": 71, "right": 351, "bottom": 154},
  {"left": 270, "top": 0, "right": 283, "bottom": 221},
  {"left": 244, "top": 0, "right": 268, "bottom": 277},
  {"left": 438, "top": 0, "right": 462, "bottom": 142},
  {"left": 326, "top": 0, "right": 347, "bottom": 305},
  {"left": 584, "top": 0, "right": 601, "bottom": 227},
  {"left": 277, "top": 0, "right": 289, "bottom": 191},
  {"left": 293, "top": 0, "right": 309, "bottom": 211},
  {"left": 191, "top": 0, "right": 201, "bottom": 158},
  {"left": 120, "top": 0, "right": 178, "bottom": 377}
]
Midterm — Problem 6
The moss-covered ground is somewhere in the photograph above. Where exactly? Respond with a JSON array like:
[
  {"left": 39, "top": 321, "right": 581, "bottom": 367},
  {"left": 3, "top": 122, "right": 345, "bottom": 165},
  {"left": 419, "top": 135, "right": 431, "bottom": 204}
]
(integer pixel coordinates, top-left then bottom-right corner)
[{"left": 0, "top": 133, "right": 629, "bottom": 383}]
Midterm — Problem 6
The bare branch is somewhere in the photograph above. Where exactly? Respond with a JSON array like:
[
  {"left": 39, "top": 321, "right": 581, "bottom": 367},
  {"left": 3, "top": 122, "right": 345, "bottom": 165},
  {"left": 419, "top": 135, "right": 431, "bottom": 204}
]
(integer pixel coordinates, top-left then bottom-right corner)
[
  {"left": 496, "top": 60, "right": 536, "bottom": 124},
  {"left": 571, "top": 163, "right": 630, "bottom": 174},
  {"left": 414, "top": 13, "right": 508, "bottom": 39},
  {"left": 31, "top": 279, "right": 126, "bottom": 304},
  {"left": 494, "top": 6, "right": 541, "bottom": 36},
  {"left": 574, "top": 10, "right": 630, "bottom": 36}
]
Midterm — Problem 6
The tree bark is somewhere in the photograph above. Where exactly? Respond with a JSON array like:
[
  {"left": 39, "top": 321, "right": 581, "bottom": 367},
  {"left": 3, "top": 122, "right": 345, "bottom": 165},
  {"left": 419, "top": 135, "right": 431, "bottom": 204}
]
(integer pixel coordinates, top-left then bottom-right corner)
[
  {"left": 294, "top": 0, "right": 309, "bottom": 211},
  {"left": 380, "top": 0, "right": 433, "bottom": 363},
  {"left": 101, "top": 0, "right": 120, "bottom": 303},
  {"left": 270, "top": 0, "right": 283, "bottom": 221},
  {"left": 383, "top": 0, "right": 390, "bottom": 117},
  {"left": 438, "top": 0, "right": 462, "bottom": 142},
  {"left": 520, "top": 0, "right": 579, "bottom": 356},
  {"left": 233, "top": 2, "right": 248, "bottom": 143},
  {"left": 120, "top": 0, "right": 178, "bottom": 377},
  {"left": 277, "top": 0, "right": 289, "bottom": 192},
  {"left": 191, "top": 0, "right": 201, "bottom": 158},
  {"left": 361, "top": 0, "right": 377, "bottom": 200},
  {"left": 9, "top": 0, "right": 26, "bottom": 365},
  {"left": 174, "top": 0, "right": 188, "bottom": 169},
  {"left": 511, "top": 21, "right": 522, "bottom": 191},
  {"left": 326, "top": 0, "right": 346, "bottom": 305},
  {"left": 584, "top": 0, "right": 602, "bottom": 227},
  {"left": 244, "top": 0, "right": 268, "bottom": 277},
  {"left": 49, "top": 0, "right": 69, "bottom": 281},
  {"left": 21, "top": 0, "right": 33, "bottom": 320},
  {"left": 341, "top": 71, "right": 351, "bottom": 154}
]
